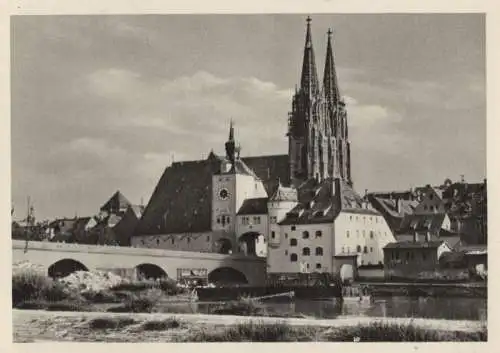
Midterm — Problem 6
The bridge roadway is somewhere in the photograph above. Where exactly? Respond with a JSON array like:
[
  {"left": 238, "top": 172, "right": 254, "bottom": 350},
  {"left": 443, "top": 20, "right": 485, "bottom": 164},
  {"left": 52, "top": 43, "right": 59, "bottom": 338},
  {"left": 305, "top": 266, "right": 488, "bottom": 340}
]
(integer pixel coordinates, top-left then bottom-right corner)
[{"left": 12, "top": 240, "right": 266, "bottom": 285}]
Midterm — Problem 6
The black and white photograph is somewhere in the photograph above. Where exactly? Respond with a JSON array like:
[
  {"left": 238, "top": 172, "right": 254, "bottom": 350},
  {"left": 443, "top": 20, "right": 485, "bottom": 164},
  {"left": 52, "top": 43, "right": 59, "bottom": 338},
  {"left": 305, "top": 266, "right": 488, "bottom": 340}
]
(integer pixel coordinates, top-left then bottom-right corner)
[{"left": 9, "top": 9, "right": 489, "bottom": 343}]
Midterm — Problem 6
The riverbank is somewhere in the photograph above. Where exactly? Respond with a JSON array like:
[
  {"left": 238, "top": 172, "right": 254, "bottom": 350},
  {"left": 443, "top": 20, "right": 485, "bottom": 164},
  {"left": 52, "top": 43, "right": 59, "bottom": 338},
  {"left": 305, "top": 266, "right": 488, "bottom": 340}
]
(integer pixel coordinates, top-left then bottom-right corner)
[{"left": 13, "top": 309, "right": 487, "bottom": 342}]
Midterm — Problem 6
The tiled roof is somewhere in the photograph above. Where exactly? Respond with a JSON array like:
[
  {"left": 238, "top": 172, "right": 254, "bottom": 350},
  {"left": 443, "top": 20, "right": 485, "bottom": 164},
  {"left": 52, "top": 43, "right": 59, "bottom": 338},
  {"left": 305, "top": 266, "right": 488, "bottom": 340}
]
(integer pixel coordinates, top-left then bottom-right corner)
[
  {"left": 237, "top": 198, "right": 269, "bottom": 215},
  {"left": 398, "top": 213, "right": 446, "bottom": 234},
  {"left": 134, "top": 158, "right": 221, "bottom": 235},
  {"left": 278, "top": 178, "right": 369, "bottom": 225},
  {"left": 100, "top": 191, "right": 132, "bottom": 213},
  {"left": 369, "top": 196, "right": 418, "bottom": 218},
  {"left": 134, "top": 154, "right": 289, "bottom": 236},
  {"left": 384, "top": 241, "right": 445, "bottom": 250},
  {"left": 340, "top": 208, "right": 380, "bottom": 216},
  {"left": 242, "top": 154, "right": 290, "bottom": 194}
]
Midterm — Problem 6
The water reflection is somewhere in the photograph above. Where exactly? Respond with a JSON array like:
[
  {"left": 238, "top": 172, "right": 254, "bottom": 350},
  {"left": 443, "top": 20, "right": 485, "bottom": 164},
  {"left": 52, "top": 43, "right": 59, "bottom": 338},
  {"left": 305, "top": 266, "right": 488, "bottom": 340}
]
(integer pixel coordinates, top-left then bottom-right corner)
[{"left": 161, "top": 296, "right": 487, "bottom": 321}]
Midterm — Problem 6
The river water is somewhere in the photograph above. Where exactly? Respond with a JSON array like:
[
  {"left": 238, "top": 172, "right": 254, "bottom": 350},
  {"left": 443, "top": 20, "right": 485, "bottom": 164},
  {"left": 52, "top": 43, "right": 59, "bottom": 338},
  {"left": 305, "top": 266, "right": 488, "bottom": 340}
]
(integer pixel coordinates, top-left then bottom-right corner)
[{"left": 160, "top": 296, "right": 487, "bottom": 321}]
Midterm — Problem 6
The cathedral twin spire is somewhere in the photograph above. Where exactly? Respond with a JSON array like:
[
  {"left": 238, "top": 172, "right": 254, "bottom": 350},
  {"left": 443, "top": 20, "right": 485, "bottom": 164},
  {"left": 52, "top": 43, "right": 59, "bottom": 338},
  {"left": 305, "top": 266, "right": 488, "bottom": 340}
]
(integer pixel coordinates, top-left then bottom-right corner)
[
  {"left": 299, "top": 17, "right": 341, "bottom": 107},
  {"left": 288, "top": 17, "right": 352, "bottom": 187}
]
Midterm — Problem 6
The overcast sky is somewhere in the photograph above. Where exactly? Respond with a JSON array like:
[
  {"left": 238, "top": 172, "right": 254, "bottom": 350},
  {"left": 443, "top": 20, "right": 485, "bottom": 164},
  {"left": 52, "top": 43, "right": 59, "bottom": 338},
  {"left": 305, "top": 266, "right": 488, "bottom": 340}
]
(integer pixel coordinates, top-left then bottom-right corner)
[{"left": 11, "top": 14, "right": 485, "bottom": 220}]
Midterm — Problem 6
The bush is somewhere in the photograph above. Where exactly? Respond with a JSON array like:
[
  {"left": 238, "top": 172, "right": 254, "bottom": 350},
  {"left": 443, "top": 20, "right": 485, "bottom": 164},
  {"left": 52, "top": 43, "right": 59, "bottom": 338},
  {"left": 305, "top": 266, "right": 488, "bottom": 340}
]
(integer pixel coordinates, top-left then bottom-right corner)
[
  {"left": 12, "top": 270, "right": 74, "bottom": 306},
  {"left": 88, "top": 317, "right": 137, "bottom": 330},
  {"left": 141, "top": 318, "right": 182, "bottom": 331},
  {"left": 110, "top": 278, "right": 185, "bottom": 295},
  {"left": 107, "top": 288, "right": 162, "bottom": 313},
  {"left": 81, "top": 290, "right": 120, "bottom": 303}
]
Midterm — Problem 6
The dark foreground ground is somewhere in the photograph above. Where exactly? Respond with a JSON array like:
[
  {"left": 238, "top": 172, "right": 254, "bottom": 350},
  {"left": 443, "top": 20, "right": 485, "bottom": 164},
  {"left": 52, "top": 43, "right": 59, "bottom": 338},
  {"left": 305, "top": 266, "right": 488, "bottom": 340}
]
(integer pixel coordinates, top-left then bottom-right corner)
[{"left": 13, "top": 309, "right": 487, "bottom": 343}]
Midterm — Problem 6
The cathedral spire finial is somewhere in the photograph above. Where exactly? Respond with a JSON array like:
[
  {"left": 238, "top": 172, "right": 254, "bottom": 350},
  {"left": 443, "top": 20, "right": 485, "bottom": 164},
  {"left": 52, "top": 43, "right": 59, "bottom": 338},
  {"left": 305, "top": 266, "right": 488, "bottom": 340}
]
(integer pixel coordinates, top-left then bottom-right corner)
[
  {"left": 300, "top": 16, "right": 319, "bottom": 97},
  {"left": 323, "top": 27, "right": 340, "bottom": 106}
]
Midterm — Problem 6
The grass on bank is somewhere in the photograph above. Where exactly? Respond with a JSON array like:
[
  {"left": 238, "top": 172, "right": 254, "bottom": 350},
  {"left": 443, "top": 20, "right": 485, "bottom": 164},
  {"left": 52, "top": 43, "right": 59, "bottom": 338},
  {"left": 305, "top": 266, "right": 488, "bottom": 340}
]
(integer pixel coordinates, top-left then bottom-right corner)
[{"left": 176, "top": 321, "right": 488, "bottom": 342}]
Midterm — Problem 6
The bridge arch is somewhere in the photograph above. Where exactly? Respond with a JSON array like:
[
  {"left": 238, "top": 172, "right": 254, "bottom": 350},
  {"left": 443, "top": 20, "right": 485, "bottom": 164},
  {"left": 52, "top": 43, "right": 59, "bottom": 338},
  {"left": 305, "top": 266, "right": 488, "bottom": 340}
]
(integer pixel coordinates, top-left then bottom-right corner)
[
  {"left": 135, "top": 263, "right": 168, "bottom": 280},
  {"left": 238, "top": 231, "right": 260, "bottom": 256},
  {"left": 208, "top": 267, "right": 248, "bottom": 285},
  {"left": 48, "top": 258, "right": 88, "bottom": 279}
]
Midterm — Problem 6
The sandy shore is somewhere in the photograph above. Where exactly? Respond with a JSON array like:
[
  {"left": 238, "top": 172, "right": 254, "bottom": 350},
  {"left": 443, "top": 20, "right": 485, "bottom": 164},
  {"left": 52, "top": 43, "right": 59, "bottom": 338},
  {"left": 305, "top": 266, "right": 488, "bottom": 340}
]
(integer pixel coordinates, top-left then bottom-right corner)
[{"left": 13, "top": 309, "right": 485, "bottom": 342}]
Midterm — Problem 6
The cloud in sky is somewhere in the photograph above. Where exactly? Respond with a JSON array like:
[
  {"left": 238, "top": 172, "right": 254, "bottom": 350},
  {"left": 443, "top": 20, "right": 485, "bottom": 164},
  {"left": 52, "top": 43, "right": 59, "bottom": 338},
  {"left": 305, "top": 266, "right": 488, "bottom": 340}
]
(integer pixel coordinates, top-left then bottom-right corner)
[{"left": 11, "top": 14, "right": 485, "bottom": 220}]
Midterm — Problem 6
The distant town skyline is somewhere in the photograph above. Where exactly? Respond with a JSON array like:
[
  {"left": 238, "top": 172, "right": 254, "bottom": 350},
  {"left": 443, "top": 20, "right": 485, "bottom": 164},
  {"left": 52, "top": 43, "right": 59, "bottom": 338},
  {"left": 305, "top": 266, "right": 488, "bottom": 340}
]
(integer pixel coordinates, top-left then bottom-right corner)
[{"left": 11, "top": 14, "right": 486, "bottom": 220}]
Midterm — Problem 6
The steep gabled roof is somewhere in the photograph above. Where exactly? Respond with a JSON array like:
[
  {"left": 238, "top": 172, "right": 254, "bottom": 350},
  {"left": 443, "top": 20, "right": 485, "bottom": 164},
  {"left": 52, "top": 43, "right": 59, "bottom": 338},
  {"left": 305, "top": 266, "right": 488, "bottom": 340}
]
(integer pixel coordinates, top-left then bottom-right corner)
[
  {"left": 237, "top": 198, "right": 269, "bottom": 215},
  {"left": 100, "top": 191, "right": 131, "bottom": 213}
]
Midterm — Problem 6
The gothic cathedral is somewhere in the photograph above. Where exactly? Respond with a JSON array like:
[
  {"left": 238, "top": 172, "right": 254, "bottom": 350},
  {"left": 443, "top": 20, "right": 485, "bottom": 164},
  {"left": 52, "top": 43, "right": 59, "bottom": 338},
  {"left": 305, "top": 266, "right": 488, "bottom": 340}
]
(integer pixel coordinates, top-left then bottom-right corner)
[{"left": 288, "top": 17, "right": 352, "bottom": 187}]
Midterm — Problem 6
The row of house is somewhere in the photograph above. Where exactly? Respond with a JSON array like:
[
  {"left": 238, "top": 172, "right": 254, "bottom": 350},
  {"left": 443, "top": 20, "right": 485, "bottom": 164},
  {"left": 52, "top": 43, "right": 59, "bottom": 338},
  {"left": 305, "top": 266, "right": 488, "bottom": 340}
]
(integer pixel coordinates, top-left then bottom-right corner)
[{"left": 12, "top": 191, "right": 145, "bottom": 247}]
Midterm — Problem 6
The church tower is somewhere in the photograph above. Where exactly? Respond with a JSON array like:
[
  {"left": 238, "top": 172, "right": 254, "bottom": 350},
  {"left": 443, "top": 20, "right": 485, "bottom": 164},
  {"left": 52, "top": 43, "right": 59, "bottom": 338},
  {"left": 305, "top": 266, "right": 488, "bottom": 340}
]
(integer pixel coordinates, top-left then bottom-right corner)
[{"left": 288, "top": 18, "right": 352, "bottom": 187}]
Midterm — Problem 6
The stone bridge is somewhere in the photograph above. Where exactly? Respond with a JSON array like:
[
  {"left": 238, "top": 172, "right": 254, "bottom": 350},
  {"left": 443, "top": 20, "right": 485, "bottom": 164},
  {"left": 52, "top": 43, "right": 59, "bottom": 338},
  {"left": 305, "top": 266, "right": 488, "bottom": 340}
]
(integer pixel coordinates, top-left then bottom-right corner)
[{"left": 12, "top": 240, "right": 266, "bottom": 285}]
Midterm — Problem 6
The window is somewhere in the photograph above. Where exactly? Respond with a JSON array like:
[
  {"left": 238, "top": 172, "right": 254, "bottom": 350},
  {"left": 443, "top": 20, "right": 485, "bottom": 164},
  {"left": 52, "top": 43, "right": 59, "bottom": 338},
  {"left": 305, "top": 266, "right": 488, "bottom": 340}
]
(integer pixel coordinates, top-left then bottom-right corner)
[
  {"left": 362, "top": 230, "right": 366, "bottom": 238},
  {"left": 285, "top": 250, "right": 288, "bottom": 255},
  {"left": 217, "top": 217, "right": 221, "bottom": 224},
  {"left": 315, "top": 230, "right": 322, "bottom": 238},
  {"left": 303, "top": 247, "right": 310, "bottom": 256},
  {"left": 156, "top": 238, "right": 160, "bottom": 245},
  {"left": 226, "top": 216, "right": 230, "bottom": 224},
  {"left": 316, "top": 263, "right": 322, "bottom": 269},
  {"left": 206, "top": 236, "right": 210, "bottom": 242},
  {"left": 356, "top": 230, "right": 360, "bottom": 238},
  {"left": 363, "top": 246, "right": 368, "bottom": 254},
  {"left": 350, "top": 216, "right": 353, "bottom": 221},
  {"left": 378, "top": 261, "right": 383, "bottom": 265},
  {"left": 356, "top": 245, "right": 362, "bottom": 253},
  {"left": 187, "top": 238, "right": 191, "bottom": 244},
  {"left": 315, "top": 247, "right": 323, "bottom": 256},
  {"left": 271, "top": 231, "right": 276, "bottom": 239},
  {"left": 285, "top": 233, "right": 288, "bottom": 239},
  {"left": 290, "top": 253, "right": 298, "bottom": 262},
  {"left": 341, "top": 246, "right": 345, "bottom": 253},
  {"left": 270, "top": 216, "right": 277, "bottom": 224},
  {"left": 290, "top": 238, "right": 297, "bottom": 246},
  {"left": 291, "top": 226, "right": 296, "bottom": 231},
  {"left": 346, "top": 231, "right": 350, "bottom": 238},
  {"left": 370, "top": 247, "right": 373, "bottom": 253},
  {"left": 172, "top": 238, "right": 175, "bottom": 245},
  {"left": 370, "top": 231, "right": 374, "bottom": 239},
  {"left": 303, "top": 231, "right": 310, "bottom": 239},
  {"left": 347, "top": 246, "right": 351, "bottom": 253}
]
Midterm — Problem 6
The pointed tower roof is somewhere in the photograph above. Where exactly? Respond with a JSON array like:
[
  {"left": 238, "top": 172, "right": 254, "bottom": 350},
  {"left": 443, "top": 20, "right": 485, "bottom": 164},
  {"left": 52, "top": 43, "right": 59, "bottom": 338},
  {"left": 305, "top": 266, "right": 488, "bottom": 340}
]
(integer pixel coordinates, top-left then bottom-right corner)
[
  {"left": 300, "top": 16, "right": 319, "bottom": 97},
  {"left": 323, "top": 28, "right": 341, "bottom": 105},
  {"left": 269, "top": 178, "right": 298, "bottom": 202},
  {"left": 100, "top": 190, "right": 131, "bottom": 213},
  {"left": 225, "top": 119, "right": 236, "bottom": 164}
]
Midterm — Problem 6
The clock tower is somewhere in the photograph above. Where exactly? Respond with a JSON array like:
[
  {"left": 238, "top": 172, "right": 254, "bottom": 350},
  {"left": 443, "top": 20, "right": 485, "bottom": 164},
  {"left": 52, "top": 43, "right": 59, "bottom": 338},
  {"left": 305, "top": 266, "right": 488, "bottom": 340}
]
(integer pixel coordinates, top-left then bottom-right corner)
[{"left": 211, "top": 121, "right": 268, "bottom": 244}]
